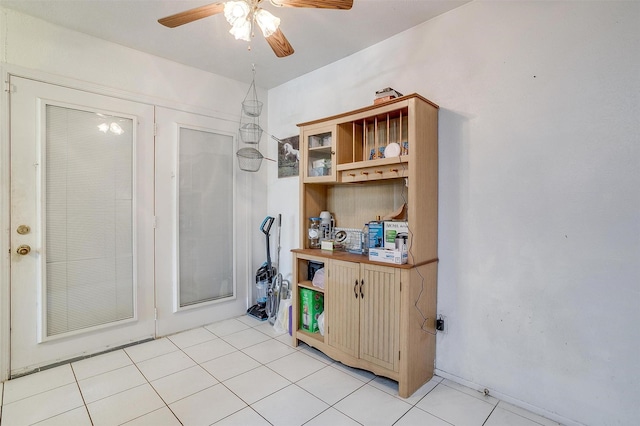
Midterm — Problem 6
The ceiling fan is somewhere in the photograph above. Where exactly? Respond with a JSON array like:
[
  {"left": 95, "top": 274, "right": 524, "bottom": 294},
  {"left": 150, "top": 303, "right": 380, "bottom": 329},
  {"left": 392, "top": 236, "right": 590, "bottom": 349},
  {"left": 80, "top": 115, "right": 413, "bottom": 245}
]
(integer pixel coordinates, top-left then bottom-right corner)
[{"left": 158, "top": 0, "right": 353, "bottom": 58}]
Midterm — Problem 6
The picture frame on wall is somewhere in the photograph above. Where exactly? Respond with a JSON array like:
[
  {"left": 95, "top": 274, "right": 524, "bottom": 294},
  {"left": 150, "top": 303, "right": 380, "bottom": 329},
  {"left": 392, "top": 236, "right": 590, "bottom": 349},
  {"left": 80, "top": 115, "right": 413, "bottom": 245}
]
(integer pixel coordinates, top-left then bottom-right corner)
[{"left": 278, "top": 135, "right": 299, "bottom": 178}]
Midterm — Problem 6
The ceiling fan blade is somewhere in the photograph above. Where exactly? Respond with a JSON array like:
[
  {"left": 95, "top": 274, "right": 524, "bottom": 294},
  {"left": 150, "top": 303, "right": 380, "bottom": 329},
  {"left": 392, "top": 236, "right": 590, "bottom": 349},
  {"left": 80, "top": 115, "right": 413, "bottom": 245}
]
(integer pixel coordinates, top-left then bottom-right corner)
[
  {"left": 266, "top": 28, "right": 295, "bottom": 58},
  {"left": 158, "top": 2, "right": 225, "bottom": 28},
  {"left": 270, "top": 0, "right": 353, "bottom": 10}
]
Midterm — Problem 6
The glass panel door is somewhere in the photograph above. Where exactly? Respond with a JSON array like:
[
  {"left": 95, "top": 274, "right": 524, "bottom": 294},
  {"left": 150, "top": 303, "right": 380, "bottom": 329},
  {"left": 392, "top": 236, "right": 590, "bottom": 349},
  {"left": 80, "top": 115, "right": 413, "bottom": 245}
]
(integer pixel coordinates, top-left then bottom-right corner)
[
  {"left": 155, "top": 107, "right": 250, "bottom": 337},
  {"left": 178, "top": 128, "right": 233, "bottom": 307},
  {"left": 9, "top": 76, "right": 155, "bottom": 377},
  {"left": 45, "top": 106, "right": 135, "bottom": 337}
]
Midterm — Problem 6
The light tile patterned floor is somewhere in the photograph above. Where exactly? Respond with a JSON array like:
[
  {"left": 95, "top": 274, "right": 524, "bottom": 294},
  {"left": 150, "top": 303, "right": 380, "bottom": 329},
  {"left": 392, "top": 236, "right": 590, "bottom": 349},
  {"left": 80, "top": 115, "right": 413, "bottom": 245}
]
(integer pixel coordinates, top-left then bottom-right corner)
[{"left": 0, "top": 316, "right": 560, "bottom": 425}]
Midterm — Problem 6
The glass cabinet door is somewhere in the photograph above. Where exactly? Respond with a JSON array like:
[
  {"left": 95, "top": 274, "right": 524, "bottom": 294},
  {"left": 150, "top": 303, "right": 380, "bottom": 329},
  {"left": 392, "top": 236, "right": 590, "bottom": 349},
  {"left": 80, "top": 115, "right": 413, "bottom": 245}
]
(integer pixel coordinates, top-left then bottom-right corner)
[{"left": 303, "top": 126, "right": 336, "bottom": 182}]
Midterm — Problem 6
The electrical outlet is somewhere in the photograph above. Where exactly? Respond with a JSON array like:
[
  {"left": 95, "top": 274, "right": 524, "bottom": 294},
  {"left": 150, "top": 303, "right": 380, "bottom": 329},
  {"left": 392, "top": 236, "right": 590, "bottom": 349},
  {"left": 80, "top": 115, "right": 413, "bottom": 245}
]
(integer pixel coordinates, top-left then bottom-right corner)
[{"left": 436, "top": 314, "right": 447, "bottom": 333}]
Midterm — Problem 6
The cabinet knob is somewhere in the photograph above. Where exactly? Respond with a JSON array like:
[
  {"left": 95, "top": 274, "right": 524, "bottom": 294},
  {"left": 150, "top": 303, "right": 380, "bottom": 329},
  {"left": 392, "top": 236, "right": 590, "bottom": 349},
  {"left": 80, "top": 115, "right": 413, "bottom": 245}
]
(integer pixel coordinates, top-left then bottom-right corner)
[
  {"left": 361, "top": 171, "right": 369, "bottom": 176},
  {"left": 349, "top": 173, "right": 356, "bottom": 177},
  {"left": 375, "top": 170, "right": 383, "bottom": 174},
  {"left": 390, "top": 168, "right": 399, "bottom": 173}
]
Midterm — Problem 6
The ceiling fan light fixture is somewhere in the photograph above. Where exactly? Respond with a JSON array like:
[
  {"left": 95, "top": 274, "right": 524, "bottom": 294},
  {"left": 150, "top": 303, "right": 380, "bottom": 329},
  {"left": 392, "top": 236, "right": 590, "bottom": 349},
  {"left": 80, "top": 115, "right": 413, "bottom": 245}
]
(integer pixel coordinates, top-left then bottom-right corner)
[
  {"left": 255, "top": 8, "right": 280, "bottom": 38},
  {"left": 229, "top": 18, "right": 252, "bottom": 41},
  {"left": 224, "top": 1, "right": 250, "bottom": 26}
]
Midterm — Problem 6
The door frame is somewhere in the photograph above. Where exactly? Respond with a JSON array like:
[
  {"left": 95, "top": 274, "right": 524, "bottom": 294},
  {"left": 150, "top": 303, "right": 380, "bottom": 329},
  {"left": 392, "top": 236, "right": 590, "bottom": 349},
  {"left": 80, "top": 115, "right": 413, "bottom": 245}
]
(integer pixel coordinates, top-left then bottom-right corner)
[{"left": 0, "top": 65, "right": 254, "bottom": 382}]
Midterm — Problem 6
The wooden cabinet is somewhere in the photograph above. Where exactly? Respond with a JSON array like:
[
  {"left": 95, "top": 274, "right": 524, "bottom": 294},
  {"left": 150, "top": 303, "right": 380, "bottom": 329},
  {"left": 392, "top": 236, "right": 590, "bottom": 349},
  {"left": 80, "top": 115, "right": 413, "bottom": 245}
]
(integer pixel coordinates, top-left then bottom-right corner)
[
  {"left": 292, "top": 94, "right": 439, "bottom": 398},
  {"left": 326, "top": 260, "right": 400, "bottom": 372}
]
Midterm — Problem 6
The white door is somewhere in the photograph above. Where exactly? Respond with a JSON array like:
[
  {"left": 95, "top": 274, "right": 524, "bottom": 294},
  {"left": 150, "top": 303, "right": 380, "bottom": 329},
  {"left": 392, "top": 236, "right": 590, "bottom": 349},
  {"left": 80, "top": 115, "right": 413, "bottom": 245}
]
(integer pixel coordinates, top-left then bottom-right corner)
[
  {"left": 9, "top": 76, "right": 156, "bottom": 376},
  {"left": 155, "top": 107, "right": 250, "bottom": 337}
]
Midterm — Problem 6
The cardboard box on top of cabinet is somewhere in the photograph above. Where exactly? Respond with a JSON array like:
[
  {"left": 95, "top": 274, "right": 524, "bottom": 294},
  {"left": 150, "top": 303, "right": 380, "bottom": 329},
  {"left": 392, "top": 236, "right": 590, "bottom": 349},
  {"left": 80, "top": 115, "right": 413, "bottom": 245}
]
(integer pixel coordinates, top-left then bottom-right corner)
[
  {"left": 369, "top": 248, "right": 408, "bottom": 264},
  {"left": 384, "top": 221, "right": 408, "bottom": 250},
  {"left": 300, "top": 288, "right": 324, "bottom": 333}
]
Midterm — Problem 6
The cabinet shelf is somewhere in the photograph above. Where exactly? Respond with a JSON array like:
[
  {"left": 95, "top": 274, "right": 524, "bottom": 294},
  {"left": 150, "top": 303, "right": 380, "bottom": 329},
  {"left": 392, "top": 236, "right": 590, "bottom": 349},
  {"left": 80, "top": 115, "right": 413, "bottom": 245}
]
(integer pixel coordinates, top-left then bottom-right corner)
[
  {"left": 336, "top": 156, "right": 408, "bottom": 171},
  {"left": 298, "top": 280, "right": 324, "bottom": 293},
  {"left": 296, "top": 329, "right": 324, "bottom": 343}
]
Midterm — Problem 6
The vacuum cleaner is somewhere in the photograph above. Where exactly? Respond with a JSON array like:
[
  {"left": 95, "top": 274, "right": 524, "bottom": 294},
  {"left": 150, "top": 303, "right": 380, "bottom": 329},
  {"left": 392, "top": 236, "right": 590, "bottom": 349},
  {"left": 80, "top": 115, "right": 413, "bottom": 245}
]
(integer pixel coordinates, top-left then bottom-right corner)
[{"left": 247, "top": 216, "right": 277, "bottom": 321}]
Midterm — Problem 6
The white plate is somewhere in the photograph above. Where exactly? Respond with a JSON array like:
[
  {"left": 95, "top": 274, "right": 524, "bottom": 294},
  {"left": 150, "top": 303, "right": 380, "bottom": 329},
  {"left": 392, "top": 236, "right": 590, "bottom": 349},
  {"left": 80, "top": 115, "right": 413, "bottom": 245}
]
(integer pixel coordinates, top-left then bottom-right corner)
[{"left": 384, "top": 142, "right": 401, "bottom": 158}]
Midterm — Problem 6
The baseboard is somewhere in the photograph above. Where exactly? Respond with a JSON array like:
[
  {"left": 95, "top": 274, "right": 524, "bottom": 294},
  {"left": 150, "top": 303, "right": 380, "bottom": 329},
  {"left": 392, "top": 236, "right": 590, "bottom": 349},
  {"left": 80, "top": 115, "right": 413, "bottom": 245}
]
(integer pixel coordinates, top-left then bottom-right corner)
[{"left": 434, "top": 369, "right": 583, "bottom": 426}]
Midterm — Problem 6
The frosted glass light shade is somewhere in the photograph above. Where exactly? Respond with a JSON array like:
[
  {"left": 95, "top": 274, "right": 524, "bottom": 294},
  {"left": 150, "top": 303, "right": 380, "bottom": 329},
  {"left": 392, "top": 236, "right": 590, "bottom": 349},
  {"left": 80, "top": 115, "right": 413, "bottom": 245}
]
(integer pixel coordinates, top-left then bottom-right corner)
[
  {"left": 229, "top": 19, "right": 252, "bottom": 41},
  {"left": 255, "top": 9, "right": 280, "bottom": 37},
  {"left": 224, "top": 1, "right": 250, "bottom": 25}
]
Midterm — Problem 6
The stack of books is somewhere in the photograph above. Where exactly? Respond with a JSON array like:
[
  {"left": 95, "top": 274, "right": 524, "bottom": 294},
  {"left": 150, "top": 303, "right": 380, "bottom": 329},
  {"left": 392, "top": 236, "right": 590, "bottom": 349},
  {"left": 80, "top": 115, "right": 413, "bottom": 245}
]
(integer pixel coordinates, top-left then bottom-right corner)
[{"left": 374, "top": 87, "right": 403, "bottom": 104}]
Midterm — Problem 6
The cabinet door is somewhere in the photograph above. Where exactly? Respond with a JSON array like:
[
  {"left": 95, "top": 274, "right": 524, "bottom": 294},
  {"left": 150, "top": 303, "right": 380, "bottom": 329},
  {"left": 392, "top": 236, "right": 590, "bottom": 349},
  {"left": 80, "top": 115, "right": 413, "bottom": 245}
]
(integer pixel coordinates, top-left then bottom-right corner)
[
  {"left": 359, "top": 264, "right": 401, "bottom": 372},
  {"left": 326, "top": 260, "right": 360, "bottom": 358},
  {"left": 302, "top": 126, "right": 336, "bottom": 183}
]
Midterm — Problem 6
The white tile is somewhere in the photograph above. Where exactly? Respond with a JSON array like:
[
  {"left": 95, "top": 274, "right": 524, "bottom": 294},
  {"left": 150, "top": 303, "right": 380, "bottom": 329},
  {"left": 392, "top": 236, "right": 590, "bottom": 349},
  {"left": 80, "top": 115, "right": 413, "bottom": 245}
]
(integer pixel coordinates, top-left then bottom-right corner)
[
  {"left": 297, "top": 365, "right": 365, "bottom": 405},
  {"left": 416, "top": 383, "right": 495, "bottom": 426},
  {"left": 72, "top": 350, "right": 133, "bottom": 380},
  {"left": 441, "top": 378, "right": 500, "bottom": 405},
  {"left": 32, "top": 407, "right": 93, "bottom": 426},
  {"left": 200, "top": 351, "right": 261, "bottom": 382},
  {"left": 485, "top": 406, "right": 547, "bottom": 426},
  {"left": 304, "top": 407, "right": 361, "bottom": 426},
  {"left": 275, "top": 332, "right": 296, "bottom": 346},
  {"left": 1, "top": 383, "right": 84, "bottom": 426},
  {"left": 297, "top": 343, "right": 335, "bottom": 364},
  {"left": 4, "top": 364, "right": 76, "bottom": 404},
  {"left": 78, "top": 364, "right": 147, "bottom": 403},
  {"left": 205, "top": 318, "right": 250, "bottom": 336},
  {"left": 242, "top": 339, "right": 297, "bottom": 364},
  {"left": 235, "top": 315, "right": 265, "bottom": 327},
  {"left": 214, "top": 407, "right": 271, "bottom": 425},
  {"left": 254, "top": 321, "right": 286, "bottom": 337},
  {"left": 122, "top": 407, "right": 181, "bottom": 426},
  {"left": 151, "top": 365, "right": 218, "bottom": 404},
  {"left": 223, "top": 366, "right": 291, "bottom": 404},
  {"left": 86, "top": 384, "right": 165, "bottom": 426},
  {"left": 221, "top": 328, "right": 272, "bottom": 349},
  {"left": 251, "top": 384, "right": 329, "bottom": 426},
  {"left": 167, "top": 327, "right": 217, "bottom": 349},
  {"left": 334, "top": 384, "right": 412, "bottom": 425},
  {"left": 169, "top": 384, "right": 247, "bottom": 425},
  {"left": 267, "top": 351, "right": 328, "bottom": 382},
  {"left": 136, "top": 350, "right": 197, "bottom": 381},
  {"left": 497, "top": 401, "right": 561, "bottom": 426},
  {"left": 370, "top": 374, "right": 442, "bottom": 405},
  {"left": 182, "top": 337, "right": 238, "bottom": 364},
  {"left": 124, "top": 338, "right": 178, "bottom": 363},
  {"left": 395, "top": 407, "right": 453, "bottom": 426},
  {"left": 330, "top": 361, "right": 376, "bottom": 382}
]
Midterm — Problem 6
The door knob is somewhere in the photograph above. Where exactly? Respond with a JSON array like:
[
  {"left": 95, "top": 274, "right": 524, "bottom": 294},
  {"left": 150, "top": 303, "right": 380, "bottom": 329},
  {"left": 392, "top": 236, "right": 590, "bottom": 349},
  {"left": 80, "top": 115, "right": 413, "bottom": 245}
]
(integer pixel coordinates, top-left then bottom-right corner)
[{"left": 16, "top": 245, "right": 31, "bottom": 255}]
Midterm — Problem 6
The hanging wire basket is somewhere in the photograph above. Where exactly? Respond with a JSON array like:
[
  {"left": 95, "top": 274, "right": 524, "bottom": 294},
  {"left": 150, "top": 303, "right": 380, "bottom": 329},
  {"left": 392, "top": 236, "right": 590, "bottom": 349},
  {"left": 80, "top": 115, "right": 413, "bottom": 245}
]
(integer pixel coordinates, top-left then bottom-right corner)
[
  {"left": 236, "top": 147, "right": 264, "bottom": 172},
  {"left": 242, "top": 99, "right": 263, "bottom": 117},
  {"left": 239, "top": 122, "right": 263, "bottom": 144}
]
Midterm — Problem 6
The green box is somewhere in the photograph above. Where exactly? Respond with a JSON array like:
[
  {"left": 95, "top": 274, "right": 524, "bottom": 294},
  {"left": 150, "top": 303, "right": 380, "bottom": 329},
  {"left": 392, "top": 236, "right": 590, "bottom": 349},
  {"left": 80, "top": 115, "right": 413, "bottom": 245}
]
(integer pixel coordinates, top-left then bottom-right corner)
[{"left": 300, "top": 288, "right": 324, "bottom": 333}]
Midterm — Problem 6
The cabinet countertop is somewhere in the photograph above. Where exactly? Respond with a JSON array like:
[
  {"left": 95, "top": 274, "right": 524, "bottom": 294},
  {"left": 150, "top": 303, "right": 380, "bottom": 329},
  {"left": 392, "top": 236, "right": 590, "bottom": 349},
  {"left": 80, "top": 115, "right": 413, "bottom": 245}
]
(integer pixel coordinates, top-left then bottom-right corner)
[{"left": 291, "top": 248, "right": 437, "bottom": 269}]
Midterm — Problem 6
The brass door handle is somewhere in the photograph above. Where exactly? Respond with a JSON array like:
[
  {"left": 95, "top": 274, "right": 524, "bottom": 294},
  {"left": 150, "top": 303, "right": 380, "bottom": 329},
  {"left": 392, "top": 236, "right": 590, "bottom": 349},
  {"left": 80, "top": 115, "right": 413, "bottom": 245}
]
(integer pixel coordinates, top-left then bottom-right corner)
[{"left": 16, "top": 245, "right": 31, "bottom": 256}]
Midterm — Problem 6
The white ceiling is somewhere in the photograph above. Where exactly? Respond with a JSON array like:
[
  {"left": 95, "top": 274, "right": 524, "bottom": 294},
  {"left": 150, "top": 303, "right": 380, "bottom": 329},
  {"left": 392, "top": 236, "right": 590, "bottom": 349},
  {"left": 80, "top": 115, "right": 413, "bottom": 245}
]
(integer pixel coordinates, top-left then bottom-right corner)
[{"left": 0, "top": 0, "right": 470, "bottom": 89}]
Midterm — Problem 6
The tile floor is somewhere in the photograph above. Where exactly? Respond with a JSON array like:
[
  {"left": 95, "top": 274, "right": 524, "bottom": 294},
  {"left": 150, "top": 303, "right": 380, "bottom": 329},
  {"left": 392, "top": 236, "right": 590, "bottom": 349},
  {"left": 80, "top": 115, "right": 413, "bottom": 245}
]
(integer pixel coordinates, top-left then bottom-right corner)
[{"left": 0, "top": 316, "right": 560, "bottom": 426}]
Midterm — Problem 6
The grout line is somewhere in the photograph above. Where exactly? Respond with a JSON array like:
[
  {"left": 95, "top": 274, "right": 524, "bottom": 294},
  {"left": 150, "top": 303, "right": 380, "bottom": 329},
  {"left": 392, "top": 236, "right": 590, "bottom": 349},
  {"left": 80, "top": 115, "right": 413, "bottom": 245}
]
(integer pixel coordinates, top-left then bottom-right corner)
[{"left": 69, "top": 363, "right": 95, "bottom": 426}]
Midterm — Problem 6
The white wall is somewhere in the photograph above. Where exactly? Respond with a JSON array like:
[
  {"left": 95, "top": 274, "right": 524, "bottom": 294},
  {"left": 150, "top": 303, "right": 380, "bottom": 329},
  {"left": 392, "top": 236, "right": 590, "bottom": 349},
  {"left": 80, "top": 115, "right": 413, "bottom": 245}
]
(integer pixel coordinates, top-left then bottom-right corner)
[
  {"left": 267, "top": 1, "right": 640, "bottom": 425},
  {"left": 0, "top": 8, "right": 269, "bottom": 378}
]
